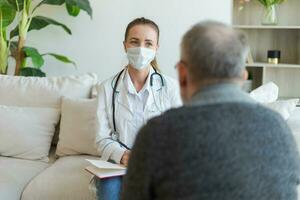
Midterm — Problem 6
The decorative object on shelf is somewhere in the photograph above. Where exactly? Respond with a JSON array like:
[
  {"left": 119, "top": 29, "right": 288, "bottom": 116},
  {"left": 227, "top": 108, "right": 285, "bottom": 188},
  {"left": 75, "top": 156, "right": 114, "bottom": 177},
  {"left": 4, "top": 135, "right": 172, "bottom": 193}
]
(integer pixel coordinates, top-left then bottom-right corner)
[
  {"left": 238, "top": 0, "right": 287, "bottom": 25},
  {"left": 0, "top": 0, "right": 93, "bottom": 77},
  {"left": 237, "top": 0, "right": 251, "bottom": 11},
  {"left": 267, "top": 50, "right": 281, "bottom": 64},
  {"left": 261, "top": 4, "right": 278, "bottom": 25},
  {"left": 233, "top": 0, "right": 300, "bottom": 99},
  {"left": 257, "top": 0, "right": 287, "bottom": 25},
  {"left": 247, "top": 49, "right": 254, "bottom": 64}
]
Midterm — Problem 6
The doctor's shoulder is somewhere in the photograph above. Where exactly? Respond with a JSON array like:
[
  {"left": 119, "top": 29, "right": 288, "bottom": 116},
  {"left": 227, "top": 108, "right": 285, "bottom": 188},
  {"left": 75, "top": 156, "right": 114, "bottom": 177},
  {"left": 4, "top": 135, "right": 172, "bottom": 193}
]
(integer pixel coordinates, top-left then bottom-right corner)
[
  {"left": 161, "top": 74, "right": 182, "bottom": 106},
  {"left": 162, "top": 75, "right": 179, "bottom": 91},
  {"left": 92, "top": 75, "right": 116, "bottom": 99}
]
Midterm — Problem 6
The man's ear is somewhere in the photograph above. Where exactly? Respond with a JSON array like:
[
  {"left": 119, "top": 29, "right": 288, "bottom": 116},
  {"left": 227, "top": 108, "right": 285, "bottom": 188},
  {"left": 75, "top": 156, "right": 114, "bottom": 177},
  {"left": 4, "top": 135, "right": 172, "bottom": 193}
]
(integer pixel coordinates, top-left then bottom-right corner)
[
  {"left": 178, "top": 65, "right": 188, "bottom": 88},
  {"left": 242, "top": 69, "right": 248, "bottom": 81}
]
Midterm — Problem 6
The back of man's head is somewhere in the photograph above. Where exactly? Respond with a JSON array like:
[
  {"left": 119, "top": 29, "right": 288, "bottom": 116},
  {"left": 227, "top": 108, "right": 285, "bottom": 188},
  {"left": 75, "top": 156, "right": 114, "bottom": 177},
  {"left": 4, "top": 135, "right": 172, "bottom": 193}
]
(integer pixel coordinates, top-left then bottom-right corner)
[{"left": 181, "top": 21, "right": 249, "bottom": 84}]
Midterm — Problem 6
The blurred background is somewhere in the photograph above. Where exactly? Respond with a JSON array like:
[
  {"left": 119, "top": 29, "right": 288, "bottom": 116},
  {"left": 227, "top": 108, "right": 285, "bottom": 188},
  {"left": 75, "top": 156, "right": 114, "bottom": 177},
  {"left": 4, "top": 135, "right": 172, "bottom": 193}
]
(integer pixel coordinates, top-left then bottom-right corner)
[{"left": 14, "top": 0, "right": 231, "bottom": 81}]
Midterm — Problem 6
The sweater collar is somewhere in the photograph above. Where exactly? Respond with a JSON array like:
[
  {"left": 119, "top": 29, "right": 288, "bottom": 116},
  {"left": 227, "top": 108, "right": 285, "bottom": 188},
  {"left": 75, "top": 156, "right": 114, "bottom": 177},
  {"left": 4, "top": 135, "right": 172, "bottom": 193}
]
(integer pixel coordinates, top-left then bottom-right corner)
[{"left": 188, "top": 83, "right": 255, "bottom": 107}]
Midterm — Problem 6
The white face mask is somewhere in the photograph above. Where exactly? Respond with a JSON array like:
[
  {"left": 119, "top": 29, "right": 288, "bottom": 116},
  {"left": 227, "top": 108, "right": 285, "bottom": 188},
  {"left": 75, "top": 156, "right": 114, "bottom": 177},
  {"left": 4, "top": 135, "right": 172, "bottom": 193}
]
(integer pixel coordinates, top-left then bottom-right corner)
[{"left": 126, "top": 47, "right": 156, "bottom": 70}]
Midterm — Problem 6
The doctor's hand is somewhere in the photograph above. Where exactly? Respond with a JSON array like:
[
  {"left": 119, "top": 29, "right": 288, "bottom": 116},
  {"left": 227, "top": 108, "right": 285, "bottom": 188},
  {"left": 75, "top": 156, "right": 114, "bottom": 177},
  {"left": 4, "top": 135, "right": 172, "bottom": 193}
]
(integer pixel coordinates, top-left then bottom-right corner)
[{"left": 121, "top": 150, "right": 131, "bottom": 167}]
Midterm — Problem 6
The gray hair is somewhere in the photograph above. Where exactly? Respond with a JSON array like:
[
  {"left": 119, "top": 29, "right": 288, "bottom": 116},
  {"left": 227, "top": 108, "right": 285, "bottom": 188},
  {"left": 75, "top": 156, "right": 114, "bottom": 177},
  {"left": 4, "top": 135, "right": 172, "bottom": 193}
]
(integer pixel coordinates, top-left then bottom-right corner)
[{"left": 181, "top": 21, "right": 249, "bottom": 82}]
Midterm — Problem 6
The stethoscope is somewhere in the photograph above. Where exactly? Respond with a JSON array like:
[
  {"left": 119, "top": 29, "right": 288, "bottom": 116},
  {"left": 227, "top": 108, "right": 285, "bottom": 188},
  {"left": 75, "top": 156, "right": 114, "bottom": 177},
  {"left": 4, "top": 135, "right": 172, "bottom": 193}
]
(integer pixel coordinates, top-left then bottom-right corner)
[{"left": 110, "top": 66, "right": 165, "bottom": 150}]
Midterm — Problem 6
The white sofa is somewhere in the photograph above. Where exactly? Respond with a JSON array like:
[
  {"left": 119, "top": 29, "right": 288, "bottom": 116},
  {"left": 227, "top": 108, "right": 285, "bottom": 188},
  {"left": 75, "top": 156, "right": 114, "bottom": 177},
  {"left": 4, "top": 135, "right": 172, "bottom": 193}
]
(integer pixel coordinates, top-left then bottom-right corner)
[
  {"left": 0, "top": 74, "right": 100, "bottom": 200},
  {"left": 1, "top": 75, "right": 300, "bottom": 200}
]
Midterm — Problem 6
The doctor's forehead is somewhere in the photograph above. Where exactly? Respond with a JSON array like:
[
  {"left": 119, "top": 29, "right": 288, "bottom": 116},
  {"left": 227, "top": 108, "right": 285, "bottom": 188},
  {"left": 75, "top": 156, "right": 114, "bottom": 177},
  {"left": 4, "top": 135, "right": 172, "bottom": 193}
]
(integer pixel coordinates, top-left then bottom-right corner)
[{"left": 127, "top": 24, "right": 158, "bottom": 42}]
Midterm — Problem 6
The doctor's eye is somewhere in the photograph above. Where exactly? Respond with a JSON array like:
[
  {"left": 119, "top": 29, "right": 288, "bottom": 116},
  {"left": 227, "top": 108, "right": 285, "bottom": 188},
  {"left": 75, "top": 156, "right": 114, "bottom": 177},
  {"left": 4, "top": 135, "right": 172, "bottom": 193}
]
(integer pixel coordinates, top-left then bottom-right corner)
[
  {"left": 145, "top": 42, "right": 153, "bottom": 47},
  {"left": 130, "top": 41, "right": 139, "bottom": 45}
]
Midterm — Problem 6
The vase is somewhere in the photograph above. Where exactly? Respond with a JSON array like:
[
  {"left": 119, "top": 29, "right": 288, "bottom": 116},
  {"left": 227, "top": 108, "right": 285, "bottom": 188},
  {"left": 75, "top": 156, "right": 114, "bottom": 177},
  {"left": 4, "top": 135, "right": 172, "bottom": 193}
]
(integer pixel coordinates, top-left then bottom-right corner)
[{"left": 261, "top": 5, "right": 278, "bottom": 25}]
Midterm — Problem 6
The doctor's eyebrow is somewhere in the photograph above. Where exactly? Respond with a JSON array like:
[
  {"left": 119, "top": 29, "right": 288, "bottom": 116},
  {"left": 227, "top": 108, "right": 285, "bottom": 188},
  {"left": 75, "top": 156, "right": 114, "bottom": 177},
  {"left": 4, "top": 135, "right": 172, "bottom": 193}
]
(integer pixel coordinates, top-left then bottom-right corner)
[
  {"left": 129, "top": 38, "right": 154, "bottom": 42},
  {"left": 145, "top": 39, "right": 154, "bottom": 42},
  {"left": 129, "top": 38, "right": 140, "bottom": 41}
]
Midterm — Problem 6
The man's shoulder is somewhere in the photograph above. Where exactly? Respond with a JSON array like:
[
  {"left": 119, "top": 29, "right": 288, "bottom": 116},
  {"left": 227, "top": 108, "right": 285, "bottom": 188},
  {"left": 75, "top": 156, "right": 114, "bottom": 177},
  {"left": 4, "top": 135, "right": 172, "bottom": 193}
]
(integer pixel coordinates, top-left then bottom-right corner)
[{"left": 148, "top": 101, "right": 287, "bottom": 129}]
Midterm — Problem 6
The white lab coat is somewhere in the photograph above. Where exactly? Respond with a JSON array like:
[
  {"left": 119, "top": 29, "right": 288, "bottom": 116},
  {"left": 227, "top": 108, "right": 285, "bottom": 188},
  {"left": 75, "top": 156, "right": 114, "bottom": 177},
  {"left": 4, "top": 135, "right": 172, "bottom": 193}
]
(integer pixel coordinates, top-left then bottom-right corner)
[{"left": 95, "top": 67, "right": 182, "bottom": 163}]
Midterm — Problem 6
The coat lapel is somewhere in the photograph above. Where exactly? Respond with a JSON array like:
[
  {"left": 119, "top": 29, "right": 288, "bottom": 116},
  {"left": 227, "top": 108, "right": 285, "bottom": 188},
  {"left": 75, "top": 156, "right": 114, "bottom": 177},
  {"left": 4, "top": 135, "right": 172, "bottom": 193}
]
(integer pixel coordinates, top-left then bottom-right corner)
[{"left": 115, "top": 69, "right": 133, "bottom": 115}]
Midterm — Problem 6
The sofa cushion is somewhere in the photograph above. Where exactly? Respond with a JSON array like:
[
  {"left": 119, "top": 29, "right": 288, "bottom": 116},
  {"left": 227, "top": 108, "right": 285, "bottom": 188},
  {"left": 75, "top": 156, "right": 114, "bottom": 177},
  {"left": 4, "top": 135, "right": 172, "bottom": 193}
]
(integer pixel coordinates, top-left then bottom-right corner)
[
  {"left": 22, "top": 155, "right": 97, "bottom": 200},
  {"left": 0, "top": 73, "right": 98, "bottom": 108},
  {"left": 0, "top": 105, "right": 60, "bottom": 161},
  {"left": 249, "top": 81, "right": 279, "bottom": 103},
  {"left": 0, "top": 157, "right": 49, "bottom": 200},
  {"left": 265, "top": 99, "right": 299, "bottom": 120},
  {"left": 0, "top": 73, "right": 98, "bottom": 146},
  {"left": 56, "top": 97, "right": 99, "bottom": 157}
]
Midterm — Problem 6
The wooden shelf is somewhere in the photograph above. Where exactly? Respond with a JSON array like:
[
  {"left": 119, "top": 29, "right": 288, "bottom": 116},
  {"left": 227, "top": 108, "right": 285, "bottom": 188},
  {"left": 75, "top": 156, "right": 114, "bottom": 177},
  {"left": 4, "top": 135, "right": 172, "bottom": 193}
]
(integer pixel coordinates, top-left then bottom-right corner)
[
  {"left": 233, "top": 25, "right": 300, "bottom": 30},
  {"left": 278, "top": 97, "right": 300, "bottom": 100},
  {"left": 232, "top": 0, "right": 300, "bottom": 26},
  {"left": 233, "top": 0, "right": 300, "bottom": 98},
  {"left": 246, "top": 63, "right": 300, "bottom": 68}
]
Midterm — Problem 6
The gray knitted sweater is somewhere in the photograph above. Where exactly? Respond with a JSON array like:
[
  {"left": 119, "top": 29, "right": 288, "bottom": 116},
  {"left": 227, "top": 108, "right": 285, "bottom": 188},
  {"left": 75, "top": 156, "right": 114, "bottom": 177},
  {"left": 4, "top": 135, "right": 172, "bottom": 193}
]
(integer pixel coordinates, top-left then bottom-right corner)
[{"left": 121, "top": 83, "right": 300, "bottom": 200}]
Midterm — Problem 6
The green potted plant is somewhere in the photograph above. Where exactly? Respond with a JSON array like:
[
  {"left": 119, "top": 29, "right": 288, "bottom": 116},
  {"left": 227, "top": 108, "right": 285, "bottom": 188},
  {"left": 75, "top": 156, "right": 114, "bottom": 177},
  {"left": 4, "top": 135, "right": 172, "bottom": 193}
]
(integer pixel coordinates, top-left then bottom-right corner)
[
  {"left": 238, "top": 0, "right": 287, "bottom": 25},
  {"left": 0, "top": 0, "right": 92, "bottom": 77},
  {"left": 257, "top": 0, "right": 286, "bottom": 25}
]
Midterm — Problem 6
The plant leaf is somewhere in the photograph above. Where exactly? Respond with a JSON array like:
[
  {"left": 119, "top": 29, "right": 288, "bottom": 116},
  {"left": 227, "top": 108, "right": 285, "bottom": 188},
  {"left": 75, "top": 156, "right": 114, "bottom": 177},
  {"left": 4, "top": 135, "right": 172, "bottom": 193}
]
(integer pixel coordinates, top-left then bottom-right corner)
[
  {"left": 6, "top": 0, "right": 24, "bottom": 11},
  {"left": 32, "top": 0, "right": 65, "bottom": 13},
  {"left": 257, "top": 0, "right": 286, "bottom": 6},
  {"left": 29, "top": 16, "right": 72, "bottom": 34},
  {"left": 10, "top": 16, "right": 72, "bottom": 38},
  {"left": 0, "top": 0, "right": 16, "bottom": 28},
  {"left": 39, "top": 0, "right": 65, "bottom": 5},
  {"left": 66, "top": 3, "right": 80, "bottom": 17},
  {"left": 43, "top": 53, "right": 76, "bottom": 67},
  {"left": 23, "top": 47, "right": 45, "bottom": 68},
  {"left": 20, "top": 67, "right": 46, "bottom": 77},
  {"left": 65, "top": 0, "right": 92, "bottom": 18}
]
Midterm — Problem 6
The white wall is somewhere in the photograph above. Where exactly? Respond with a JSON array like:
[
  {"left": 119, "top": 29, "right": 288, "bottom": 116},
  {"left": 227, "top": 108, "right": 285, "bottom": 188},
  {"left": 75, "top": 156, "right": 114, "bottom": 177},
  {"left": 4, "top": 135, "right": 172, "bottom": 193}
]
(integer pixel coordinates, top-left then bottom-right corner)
[{"left": 25, "top": 0, "right": 231, "bottom": 81}]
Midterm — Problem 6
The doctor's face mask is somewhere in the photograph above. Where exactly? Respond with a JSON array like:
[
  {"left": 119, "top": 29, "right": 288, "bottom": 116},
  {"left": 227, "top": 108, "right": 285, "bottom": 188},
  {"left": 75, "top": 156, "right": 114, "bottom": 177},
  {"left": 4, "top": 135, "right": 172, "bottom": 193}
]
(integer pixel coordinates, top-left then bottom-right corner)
[
  {"left": 126, "top": 47, "right": 156, "bottom": 70},
  {"left": 124, "top": 17, "right": 159, "bottom": 70}
]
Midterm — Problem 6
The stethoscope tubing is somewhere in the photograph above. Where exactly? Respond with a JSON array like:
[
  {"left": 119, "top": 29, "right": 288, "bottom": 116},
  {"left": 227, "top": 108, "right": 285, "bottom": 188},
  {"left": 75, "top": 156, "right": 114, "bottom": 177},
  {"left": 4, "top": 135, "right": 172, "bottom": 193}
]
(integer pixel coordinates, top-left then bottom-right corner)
[{"left": 111, "top": 66, "right": 164, "bottom": 150}]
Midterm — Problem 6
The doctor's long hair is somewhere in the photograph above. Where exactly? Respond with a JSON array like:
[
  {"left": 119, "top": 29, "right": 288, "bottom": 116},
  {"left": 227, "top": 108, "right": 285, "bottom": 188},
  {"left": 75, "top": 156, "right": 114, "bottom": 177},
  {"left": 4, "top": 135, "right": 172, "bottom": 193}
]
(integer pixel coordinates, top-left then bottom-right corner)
[{"left": 124, "top": 17, "right": 160, "bottom": 71}]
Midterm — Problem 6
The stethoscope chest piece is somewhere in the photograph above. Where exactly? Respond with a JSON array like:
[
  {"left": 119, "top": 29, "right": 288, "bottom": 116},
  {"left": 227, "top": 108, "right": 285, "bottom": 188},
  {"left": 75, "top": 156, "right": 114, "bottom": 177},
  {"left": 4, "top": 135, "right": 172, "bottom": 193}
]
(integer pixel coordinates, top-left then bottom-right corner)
[{"left": 111, "top": 131, "right": 119, "bottom": 141}]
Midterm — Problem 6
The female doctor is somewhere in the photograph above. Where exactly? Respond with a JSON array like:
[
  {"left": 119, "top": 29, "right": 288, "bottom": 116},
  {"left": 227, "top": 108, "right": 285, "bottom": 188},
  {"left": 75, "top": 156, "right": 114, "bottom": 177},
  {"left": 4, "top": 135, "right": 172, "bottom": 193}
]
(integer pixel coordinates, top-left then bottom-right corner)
[{"left": 95, "top": 17, "right": 181, "bottom": 200}]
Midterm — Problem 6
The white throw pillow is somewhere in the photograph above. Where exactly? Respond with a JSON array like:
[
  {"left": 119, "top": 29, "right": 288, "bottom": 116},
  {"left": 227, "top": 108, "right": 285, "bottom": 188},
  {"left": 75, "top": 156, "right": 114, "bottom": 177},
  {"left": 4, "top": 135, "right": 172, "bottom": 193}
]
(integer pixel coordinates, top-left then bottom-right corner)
[
  {"left": 0, "top": 73, "right": 98, "bottom": 146},
  {"left": 250, "top": 82, "right": 279, "bottom": 103},
  {"left": 0, "top": 105, "right": 60, "bottom": 161},
  {"left": 265, "top": 99, "right": 299, "bottom": 120},
  {"left": 56, "top": 97, "right": 99, "bottom": 156}
]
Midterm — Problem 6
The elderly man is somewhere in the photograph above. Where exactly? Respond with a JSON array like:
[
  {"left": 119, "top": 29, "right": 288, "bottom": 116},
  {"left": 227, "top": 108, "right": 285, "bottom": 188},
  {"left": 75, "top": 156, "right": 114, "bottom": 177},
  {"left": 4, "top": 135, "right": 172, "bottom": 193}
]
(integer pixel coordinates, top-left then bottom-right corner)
[{"left": 121, "top": 21, "right": 300, "bottom": 200}]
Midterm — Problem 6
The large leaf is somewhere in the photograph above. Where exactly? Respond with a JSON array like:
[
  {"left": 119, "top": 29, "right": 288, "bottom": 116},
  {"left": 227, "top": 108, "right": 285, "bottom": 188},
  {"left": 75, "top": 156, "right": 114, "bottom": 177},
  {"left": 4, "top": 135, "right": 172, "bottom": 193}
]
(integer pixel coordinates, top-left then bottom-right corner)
[
  {"left": 20, "top": 67, "right": 46, "bottom": 77},
  {"left": 43, "top": 53, "right": 76, "bottom": 67},
  {"left": 65, "top": 0, "right": 92, "bottom": 18},
  {"left": 32, "top": 0, "right": 65, "bottom": 13},
  {"left": 0, "top": 0, "right": 16, "bottom": 28},
  {"left": 6, "top": 0, "right": 24, "bottom": 11},
  {"left": 23, "top": 47, "right": 45, "bottom": 68},
  {"left": 30, "top": 16, "right": 71, "bottom": 34},
  {"left": 66, "top": 3, "right": 80, "bottom": 17},
  {"left": 39, "top": 0, "right": 65, "bottom": 5},
  {"left": 10, "top": 16, "right": 72, "bottom": 38}
]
